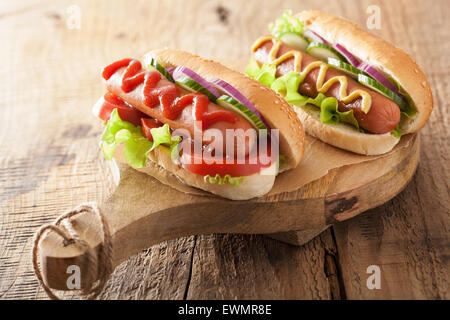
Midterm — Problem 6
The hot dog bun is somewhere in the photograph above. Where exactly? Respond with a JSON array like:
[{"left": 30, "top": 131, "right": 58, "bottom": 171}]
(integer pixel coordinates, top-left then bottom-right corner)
[
  {"left": 296, "top": 10, "right": 433, "bottom": 135},
  {"left": 259, "top": 10, "right": 432, "bottom": 155},
  {"left": 105, "top": 49, "right": 305, "bottom": 200}
]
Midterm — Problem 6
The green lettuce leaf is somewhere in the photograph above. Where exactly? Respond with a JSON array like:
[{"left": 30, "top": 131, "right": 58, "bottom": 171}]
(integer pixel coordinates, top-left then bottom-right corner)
[
  {"left": 278, "top": 154, "right": 287, "bottom": 169},
  {"left": 203, "top": 174, "right": 244, "bottom": 186},
  {"left": 269, "top": 10, "right": 304, "bottom": 37},
  {"left": 245, "top": 59, "right": 262, "bottom": 79},
  {"left": 149, "top": 124, "right": 182, "bottom": 151},
  {"left": 316, "top": 95, "right": 359, "bottom": 129},
  {"left": 101, "top": 109, "right": 181, "bottom": 168},
  {"left": 246, "top": 60, "right": 277, "bottom": 87},
  {"left": 391, "top": 126, "right": 402, "bottom": 139},
  {"left": 257, "top": 64, "right": 277, "bottom": 86},
  {"left": 101, "top": 109, "right": 152, "bottom": 168},
  {"left": 271, "top": 71, "right": 306, "bottom": 105}
]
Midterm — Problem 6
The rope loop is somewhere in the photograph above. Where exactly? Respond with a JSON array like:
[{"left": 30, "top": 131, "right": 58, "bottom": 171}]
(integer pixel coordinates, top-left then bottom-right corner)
[{"left": 32, "top": 202, "right": 112, "bottom": 300}]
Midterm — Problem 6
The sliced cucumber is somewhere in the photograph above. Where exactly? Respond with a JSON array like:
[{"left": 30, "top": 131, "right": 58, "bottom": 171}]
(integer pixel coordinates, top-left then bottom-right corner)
[
  {"left": 216, "top": 95, "right": 267, "bottom": 130},
  {"left": 175, "top": 76, "right": 218, "bottom": 102},
  {"left": 279, "top": 32, "right": 309, "bottom": 51},
  {"left": 327, "top": 58, "right": 366, "bottom": 79},
  {"left": 306, "top": 42, "right": 346, "bottom": 62},
  {"left": 148, "top": 57, "right": 174, "bottom": 82},
  {"left": 358, "top": 74, "right": 407, "bottom": 109}
]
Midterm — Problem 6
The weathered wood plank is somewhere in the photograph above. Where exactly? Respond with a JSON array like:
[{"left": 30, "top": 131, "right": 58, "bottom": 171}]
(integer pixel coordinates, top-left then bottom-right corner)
[
  {"left": 185, "top": 231, "right": 341, "bottom": 300},
  {"left": 98, "top": 237, "right": 196, "bottom": 300},
  {"left": 94, "top": 229, "right": 344, "bottom": 300},
  {"left": 0, "top": 0, "right": 447, "bottom": 300}
]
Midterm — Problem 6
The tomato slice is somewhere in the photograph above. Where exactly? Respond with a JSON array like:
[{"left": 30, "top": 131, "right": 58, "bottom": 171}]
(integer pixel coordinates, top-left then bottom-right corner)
[
  {"left": 180, "top": 140, "right": 275, "bottom": 177},
  {"left": 141, "top": 118, "right": 163, "bottom": 141},
  {"left": 97, "top": 92, "right": 147, "bottom": 126}
]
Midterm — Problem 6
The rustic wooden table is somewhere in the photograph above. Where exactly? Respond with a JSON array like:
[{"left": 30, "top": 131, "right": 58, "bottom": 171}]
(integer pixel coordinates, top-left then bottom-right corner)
[{"left": 0, "top": 0, "right": 448, "bottom": 300}]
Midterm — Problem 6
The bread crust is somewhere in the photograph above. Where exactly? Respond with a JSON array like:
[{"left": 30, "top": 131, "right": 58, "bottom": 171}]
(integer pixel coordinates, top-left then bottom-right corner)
[
  {"left": 144, "top": 49, "right": 305, "bottom": 169},
  {"left": 295, "top": 10, "right": 433, "bottom": 134}
]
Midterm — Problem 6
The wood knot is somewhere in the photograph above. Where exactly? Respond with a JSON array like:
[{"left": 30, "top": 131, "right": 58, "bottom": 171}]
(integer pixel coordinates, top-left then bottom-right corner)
[
  {"left": 325, "top": 196, "right": 358, "bottom": 223},
  {"left": 216, "top": 5, "right": 230, "bottom": 24}
]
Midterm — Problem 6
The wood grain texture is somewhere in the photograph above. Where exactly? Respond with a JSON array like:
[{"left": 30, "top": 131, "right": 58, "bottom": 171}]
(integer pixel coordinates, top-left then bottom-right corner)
[{"left": 0, "top": 0, "right": 448, "bottom": 300}]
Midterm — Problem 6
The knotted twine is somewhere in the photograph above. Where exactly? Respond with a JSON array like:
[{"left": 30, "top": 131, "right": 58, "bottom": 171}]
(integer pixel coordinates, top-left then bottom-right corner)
[{"left": 32, "top": 202, "right": 113, "bottom": 300}]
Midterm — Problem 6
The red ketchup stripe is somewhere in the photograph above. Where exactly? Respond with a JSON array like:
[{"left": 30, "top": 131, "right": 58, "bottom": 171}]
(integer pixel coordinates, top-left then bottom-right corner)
[
  {"left": 99, "top": 92, "right": 146, "bottom": 127},
  {"left": 143, "top": 71, "right": 163, "bottom": 108},
  {"left": 121, "top": 60, "right": 146, "bottom": 93},
  {"left": 102, "top": 58, "right": 132, "bottom": 80},
  {"left": 104, "top": 91, "right": 126, "bottom": 106},
  {"left": 101, "top": 59, "right": 238, "bottom": 129}
]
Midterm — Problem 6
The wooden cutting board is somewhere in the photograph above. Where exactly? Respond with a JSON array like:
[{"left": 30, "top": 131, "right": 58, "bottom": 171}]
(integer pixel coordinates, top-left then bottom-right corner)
[{"left": 36, "top": 133, "right": 420, "bottom": 291}]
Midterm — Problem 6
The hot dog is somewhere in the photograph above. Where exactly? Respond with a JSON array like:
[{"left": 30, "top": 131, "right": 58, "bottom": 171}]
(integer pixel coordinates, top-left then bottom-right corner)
[
  {"left": 93, "top": 49, "right": 305, "bottom": 200},
  {"left": 253, "top": 39, "right": 401, "bottom": 134},
  {"left": 247, "top": 10, "right": 433, "bottom": 155}
]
